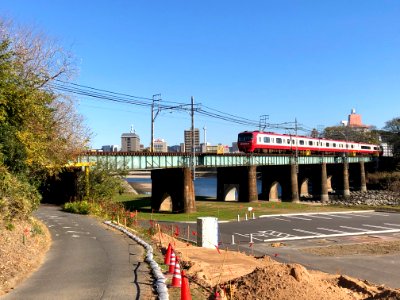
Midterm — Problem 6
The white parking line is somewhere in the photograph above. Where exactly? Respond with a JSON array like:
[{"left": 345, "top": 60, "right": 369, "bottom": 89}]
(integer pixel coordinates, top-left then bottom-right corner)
[
  {"left": 348, "top": 213, "right": 370, "bottom": 218},
  {"left": 270, "top": 217, "right": 291, "bottom": 222},
  {"left": 234, "top": 232, "right": 263, "bottom": 241},
  {"left": 384, "top": 223, "right": 400, "bottom": 227},
  {"left": 285, "top": 216, "right": 313, "bottom": 221},
  {"left": 317, "top": 227, "right": 347, "bottom": 233},
  {"left": 261, "top": 228, "right": 400, "bottom": 242},
  {"left": 293, "top": 229, "right": 322, "bottom": 235},
  {"left": 327, "top": 214, "right": 352, "bottom": 219},
  {"left": 308, "top": 215, "right": 332, "bottom": 220},
  {"left": 363, "top": 224, "right": 396, "bottom": 230},
  {"left": 370, "top": 212, "right": 390, "bottom": 217},
  {"left": 340, "top": 226, "right": 370, "bottom": 231}
]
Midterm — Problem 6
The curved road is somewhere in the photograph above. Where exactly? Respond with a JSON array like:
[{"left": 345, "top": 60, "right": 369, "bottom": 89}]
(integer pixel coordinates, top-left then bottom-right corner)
[{"left": 2, "top": 205, "right": 155, "bottom": 300}]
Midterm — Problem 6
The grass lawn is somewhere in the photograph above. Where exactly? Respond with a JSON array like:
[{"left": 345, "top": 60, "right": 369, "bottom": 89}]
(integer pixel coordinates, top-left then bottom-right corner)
[{"left": 113, "top": 193, "right": 375, "bottom": 222}]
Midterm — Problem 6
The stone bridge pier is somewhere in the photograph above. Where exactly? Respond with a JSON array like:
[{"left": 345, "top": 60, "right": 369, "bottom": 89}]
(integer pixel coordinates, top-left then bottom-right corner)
[
  {"left": 151, "top": 168, "right": 196, "bottom": 213},
  {"left": 216, "top": 166, "right": 258, "bottom": 202}
]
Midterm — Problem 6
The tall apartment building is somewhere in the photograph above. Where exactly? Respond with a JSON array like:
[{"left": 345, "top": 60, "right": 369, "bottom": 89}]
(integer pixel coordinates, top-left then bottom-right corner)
[
  {"left": 184, "top": 128, "right": 200, "bottom": 152},
  {"left": 121, "top": 131, "right": 141, "bottom": 152}
]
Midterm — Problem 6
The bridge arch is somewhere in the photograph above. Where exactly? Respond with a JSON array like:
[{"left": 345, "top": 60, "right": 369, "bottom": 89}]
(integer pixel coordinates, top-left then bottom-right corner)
[
  {"left": 269, "top": 181, "right": 281, "bottom": 201},
  {"left": 159, "top": 193, "right": 173, "bottom": 212},
  {"left": 223, "top": 184, "right": 239, "bottom": 201},
  {"left": 300, "top": 178, "right": 310, "bottom": 197}
]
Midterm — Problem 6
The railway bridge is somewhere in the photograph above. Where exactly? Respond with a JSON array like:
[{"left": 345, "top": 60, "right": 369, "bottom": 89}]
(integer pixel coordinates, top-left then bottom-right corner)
[{"left": 77, "top": 152, "right": 375, "bottom": 213}]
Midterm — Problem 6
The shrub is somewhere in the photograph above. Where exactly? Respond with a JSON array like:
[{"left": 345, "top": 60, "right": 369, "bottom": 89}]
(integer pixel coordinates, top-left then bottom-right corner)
[
  {"left": 368, "top": 172, "right": 400, "bottom": 192},
  {"left": 63, "top": 201, "right": 91, "bottom": 215},
  {"left": 76, "top": 161, "right": 127, "bottom": 203},
  {"left": 0, "top": 164, "right": 41, "bottom": 221}
]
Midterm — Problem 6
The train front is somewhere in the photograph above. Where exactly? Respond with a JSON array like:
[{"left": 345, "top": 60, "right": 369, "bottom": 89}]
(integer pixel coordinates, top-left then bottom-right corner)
[{"left": 237, "top": 131, "right": 256, "bottom": 153}]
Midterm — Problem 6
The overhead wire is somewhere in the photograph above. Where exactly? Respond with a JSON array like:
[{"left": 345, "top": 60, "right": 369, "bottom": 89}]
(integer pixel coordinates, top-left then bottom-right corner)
[{"left": 49, "top": 80, "right": 301, "bottom": 131}]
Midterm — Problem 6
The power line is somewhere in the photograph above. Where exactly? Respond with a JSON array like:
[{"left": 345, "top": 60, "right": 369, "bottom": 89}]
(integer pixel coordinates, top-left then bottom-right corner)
[{"left": 49, "top": 80, "right": 302, "bottom": 132}]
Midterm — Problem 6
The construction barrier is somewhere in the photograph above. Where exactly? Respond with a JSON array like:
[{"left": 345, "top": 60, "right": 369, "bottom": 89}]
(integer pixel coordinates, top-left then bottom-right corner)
[
  {"left": 168, "top": 251, "right": 176, "bottom": 274},
  {"left": 181, "top": 270, "right": 192, "bottom": 300},
  {"left": 164, "top": 243, "right": 172, "bottom": 265},
  {"left": 170, "top": 259, "right": 182, "bottom": 288}
]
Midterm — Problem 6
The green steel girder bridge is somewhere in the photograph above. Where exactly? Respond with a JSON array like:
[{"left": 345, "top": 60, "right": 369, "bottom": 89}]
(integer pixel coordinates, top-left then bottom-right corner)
[
  {"left": 77, "top": 152, "right": 374, "bottom": 170},
  {"left": 76, "top": 152, "right": 376, "bottom": 214}
]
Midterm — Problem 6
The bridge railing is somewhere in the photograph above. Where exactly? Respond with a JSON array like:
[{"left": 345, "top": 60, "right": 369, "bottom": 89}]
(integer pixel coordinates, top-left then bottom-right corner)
[{"left": 76, "top": 153, "right": 375, "bottom": 170}]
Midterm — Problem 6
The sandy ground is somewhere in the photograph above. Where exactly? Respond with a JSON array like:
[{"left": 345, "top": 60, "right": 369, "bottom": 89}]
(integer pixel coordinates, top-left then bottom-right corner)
[
  {"left": 155, "top": 232, "right": 400, "bottom": 299},
  {"left": 127, "top": 182, "right": 151, "bottom": 194}
]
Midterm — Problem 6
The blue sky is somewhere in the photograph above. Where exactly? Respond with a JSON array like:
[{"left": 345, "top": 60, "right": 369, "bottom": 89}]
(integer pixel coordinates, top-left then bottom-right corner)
[{"left": 2, "top": 1, "right": 400, "bottom": 149}]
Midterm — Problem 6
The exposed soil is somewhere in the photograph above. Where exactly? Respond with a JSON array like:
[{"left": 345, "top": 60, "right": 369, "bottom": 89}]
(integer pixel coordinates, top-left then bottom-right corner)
[
  {"left": 155, "top": 233, "right": 400, "bottom": 300},
  {"left": 0, "top": 218, "right": 51, "bottom": 296}
]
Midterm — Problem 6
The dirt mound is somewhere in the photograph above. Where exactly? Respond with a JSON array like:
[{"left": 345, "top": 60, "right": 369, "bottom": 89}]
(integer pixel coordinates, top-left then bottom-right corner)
[
  {"left": 214, "top": 261, "right": 400, "bottom": 300},
  {"left": 155, "top": 233, "right": 400, "bottom": 300}
]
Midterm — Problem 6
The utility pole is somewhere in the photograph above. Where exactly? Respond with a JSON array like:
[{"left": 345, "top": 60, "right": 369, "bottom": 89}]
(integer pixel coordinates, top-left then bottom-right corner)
[
  {"left": 150, "top": 94, "right": 161, "bottom": 152},
  {"left": 295, "top": 118, "right": 299, "bottom": 173},
  {"left": 203, "top": 126, "right": 207, "bottom": 153},
  {"left": 191, "top": 96, "right": 196, "bottom": 180},
  {"left": 259, "top": 115, "right": 269, "bottom": 132}
]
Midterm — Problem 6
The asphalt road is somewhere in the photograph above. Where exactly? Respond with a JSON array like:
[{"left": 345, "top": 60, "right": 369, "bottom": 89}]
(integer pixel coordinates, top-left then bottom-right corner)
[{"left": 2, "top": 205, "right": 155, "bottom": 300}]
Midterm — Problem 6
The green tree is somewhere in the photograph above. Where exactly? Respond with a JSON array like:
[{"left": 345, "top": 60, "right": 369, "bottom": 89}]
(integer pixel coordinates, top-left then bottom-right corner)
[
  {"left": 0, "top": 19, "right": 90, "bottom": 176},
  {"left": 0, "top": 18, "right": 90, "bottom": 219},
  {"left": 382, "top": 117, "right": 400, "bottom": 157},
  {"left": 323, "top": 125, "right": 379, "bottom": 144}
]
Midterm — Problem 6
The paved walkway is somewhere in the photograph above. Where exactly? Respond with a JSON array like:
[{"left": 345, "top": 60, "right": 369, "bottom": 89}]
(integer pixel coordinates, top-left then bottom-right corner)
[{"left": 2, "top": 205, "right": 155, "bottom": 300}]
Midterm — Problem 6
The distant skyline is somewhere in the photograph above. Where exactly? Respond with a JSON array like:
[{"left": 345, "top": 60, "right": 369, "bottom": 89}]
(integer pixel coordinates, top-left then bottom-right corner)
[{"left": 2, "top": 1, "right": 400, "bottom": 149}]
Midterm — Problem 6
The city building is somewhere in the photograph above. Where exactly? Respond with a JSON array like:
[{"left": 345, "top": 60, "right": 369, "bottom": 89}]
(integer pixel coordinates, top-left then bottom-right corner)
[
  {"left": 168, "top": 145, "right": 182, "bottom": 153},
  {"left": 121, "top": 128, "right": 141, "bottom": 152},
  {"left": 184, "top": 128, "right": 200, "bottom": 152},
  {"left": 101, "top": 145, "right": 119, "bottom": 152},
  {"left": 153, "top": 139, "right": 168, "bottom": 152},
  {"left": 230, "top": 142, "right": 239, "bottom": 153}
]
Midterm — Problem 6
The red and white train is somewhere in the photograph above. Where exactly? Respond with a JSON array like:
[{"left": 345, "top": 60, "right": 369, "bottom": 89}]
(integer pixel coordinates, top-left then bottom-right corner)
[{"left": 237, "top": 131, "right": 381, "bottom": 156}]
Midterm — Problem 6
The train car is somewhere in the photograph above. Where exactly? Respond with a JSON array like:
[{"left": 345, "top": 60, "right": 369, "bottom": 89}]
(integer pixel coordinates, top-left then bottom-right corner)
[{"left": 237, "top": 131, "right": 381, "bottom": 156}]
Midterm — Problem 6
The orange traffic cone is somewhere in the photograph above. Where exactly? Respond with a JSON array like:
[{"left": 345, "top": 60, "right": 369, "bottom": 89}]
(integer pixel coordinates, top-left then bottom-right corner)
[
  {"left": 181, "top": 270, "right": 192, "bottom": 300},
  {"left": 164, "top": 243, "right": 172, "bottom": 265},
  {"left": 170, "top": 259, "right": 182, "bottom": 287},
  {"left": 168, "top": 251, "right": 176, "bottom": 274}
]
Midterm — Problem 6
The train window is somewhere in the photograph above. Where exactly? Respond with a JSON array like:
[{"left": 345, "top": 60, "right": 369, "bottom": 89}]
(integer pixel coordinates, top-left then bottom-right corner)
[
  {"left": 259, "top": 137, "right": 262, "bottom": 143},
  {"left": 287, "top": 139, "right": 291, "bottom": 144},
  {"left": 351, "top": 145, "right": 354, "bottom": 149},
  {"left": 333, "top": 143, "right": 336, "bottom": 147},
  {"left": 264, "top": 137, "right": 270, "bottom": 143},
  {"left": 308, "top": 141, "right": 313, "bottom": 146},
  {"left": 238, "top": 133, "right": 253, "bottom": 142},
  {"left": 299, "top": 140, "right": 304, "bottom": 145},
  {"left": 326, "top": 142, "right": 330, "bottom": 147},
  {"left": 292, "top": 140, "right": 295, "bottom": 144},
  {"left": 361, "top": 145, "right": 371, "bottom": 150},
  {"left": 374, "top": 146, "right": 379, "bottom": 150},
  {"left": 276, "top": 138, "right": 282, "bottom": 144}
]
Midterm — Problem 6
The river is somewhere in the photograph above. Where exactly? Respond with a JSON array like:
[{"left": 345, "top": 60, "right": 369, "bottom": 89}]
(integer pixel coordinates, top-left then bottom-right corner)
[{"left": 125, "top": 176, "right": 262, "bottom": 198}]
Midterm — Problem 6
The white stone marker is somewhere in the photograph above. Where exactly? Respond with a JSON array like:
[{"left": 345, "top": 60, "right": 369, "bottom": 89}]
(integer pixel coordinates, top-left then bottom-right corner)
[{"left": 196, "top": 217, "right": 218, "bottom": 249}]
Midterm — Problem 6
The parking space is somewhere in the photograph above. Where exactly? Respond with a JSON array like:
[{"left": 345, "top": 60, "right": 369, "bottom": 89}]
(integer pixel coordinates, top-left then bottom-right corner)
[{"left": 219, "top": 211, "right": 400, "bottom": 244}]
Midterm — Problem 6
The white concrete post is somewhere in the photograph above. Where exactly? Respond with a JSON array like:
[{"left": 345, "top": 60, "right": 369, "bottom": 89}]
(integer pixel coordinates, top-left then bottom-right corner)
[{"left": 197, "top": 217, "right": 218, "bottom": 248}]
